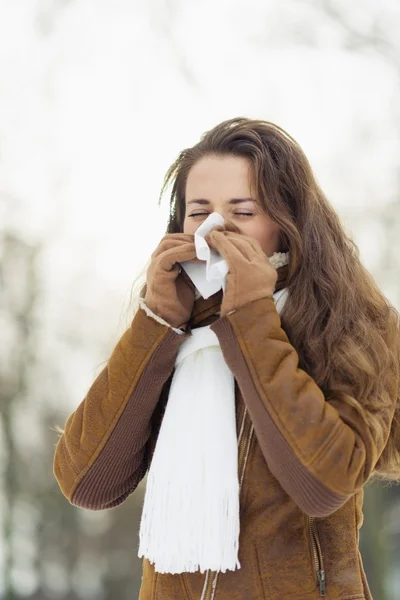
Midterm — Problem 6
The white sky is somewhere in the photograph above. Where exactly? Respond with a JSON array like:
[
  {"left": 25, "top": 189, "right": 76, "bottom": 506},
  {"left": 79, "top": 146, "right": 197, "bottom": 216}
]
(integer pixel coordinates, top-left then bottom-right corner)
[
  {"left": 1, "top": 0, "right": 399, "bottom": 400},
  {"left": 1, "top": 2, "right": 400, "bottom": 595}
]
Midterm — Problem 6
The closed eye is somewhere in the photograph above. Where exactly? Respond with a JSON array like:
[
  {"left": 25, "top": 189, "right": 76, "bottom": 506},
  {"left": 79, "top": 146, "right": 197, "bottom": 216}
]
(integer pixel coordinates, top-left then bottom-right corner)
[{"left": 188, "top": 212, "right": 254, "bottom": 218}]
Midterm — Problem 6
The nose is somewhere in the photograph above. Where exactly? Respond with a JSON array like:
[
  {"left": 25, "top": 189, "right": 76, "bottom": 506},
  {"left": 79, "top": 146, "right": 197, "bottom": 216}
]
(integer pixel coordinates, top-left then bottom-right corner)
[{"left": 221, "top": 219, "right": 241, "bottom": 234}]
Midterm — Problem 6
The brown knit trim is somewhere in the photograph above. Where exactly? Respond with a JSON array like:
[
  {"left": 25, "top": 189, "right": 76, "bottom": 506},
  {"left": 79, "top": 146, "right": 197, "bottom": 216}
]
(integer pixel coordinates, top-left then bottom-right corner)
[
  {"left": 275, "top": 264, "right": 289, "bottom": 292},
  {"left": 71, "top": 326, "right": 188, "bottom": 510},
  {"left": 210, "top": 315, "right": 350, "bottom": 518},
  {"left": 189, "top": 291, "right": 223, "bottom": 328}
]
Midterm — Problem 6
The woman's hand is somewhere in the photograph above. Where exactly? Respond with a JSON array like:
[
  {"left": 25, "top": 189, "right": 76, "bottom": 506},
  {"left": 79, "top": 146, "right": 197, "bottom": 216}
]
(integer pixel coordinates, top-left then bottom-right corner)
[
  {"left": 205, "top": 229, "right": 278, "bottom": 316},
  {"left": 145, "top": 233, "right": 197, "bottom": 329}
]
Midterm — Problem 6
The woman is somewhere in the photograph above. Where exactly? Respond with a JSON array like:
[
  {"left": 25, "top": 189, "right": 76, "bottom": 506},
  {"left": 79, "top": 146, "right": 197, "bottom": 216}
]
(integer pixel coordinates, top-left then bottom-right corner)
[{"left": 53, "top": 118, "right": 400, "bottom": 599}]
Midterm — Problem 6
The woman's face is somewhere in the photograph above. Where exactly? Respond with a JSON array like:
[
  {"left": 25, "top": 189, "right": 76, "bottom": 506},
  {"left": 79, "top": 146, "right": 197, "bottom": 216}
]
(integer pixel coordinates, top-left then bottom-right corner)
[{"left": 183, "top": 154, "right": 281, "bottom": 256}]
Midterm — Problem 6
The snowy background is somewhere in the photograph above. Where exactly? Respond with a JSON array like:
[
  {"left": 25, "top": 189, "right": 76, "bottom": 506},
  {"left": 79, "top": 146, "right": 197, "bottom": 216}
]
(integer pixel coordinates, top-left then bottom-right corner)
[{"left": 1, "top": 1, "right": 400, "bottom": 599}]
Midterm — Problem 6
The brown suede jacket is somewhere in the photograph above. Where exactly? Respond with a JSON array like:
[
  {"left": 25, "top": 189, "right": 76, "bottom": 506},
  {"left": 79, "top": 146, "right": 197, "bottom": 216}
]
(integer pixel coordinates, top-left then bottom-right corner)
[{"left": 53, "top": 267, "right": 395, "bottom": 599}]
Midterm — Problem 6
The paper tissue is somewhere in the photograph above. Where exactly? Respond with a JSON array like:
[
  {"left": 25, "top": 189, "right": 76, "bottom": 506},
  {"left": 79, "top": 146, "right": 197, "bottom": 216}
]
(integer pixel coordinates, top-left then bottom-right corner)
[{"left": 180, "top": 212, "right": 229, "bottom": 299}]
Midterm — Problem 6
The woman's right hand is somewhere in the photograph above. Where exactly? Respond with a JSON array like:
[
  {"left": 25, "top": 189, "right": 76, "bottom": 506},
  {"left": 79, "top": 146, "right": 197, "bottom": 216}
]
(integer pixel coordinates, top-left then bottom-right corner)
[{"left": 144, "top": 233, "right": 198, "bottom": 329}]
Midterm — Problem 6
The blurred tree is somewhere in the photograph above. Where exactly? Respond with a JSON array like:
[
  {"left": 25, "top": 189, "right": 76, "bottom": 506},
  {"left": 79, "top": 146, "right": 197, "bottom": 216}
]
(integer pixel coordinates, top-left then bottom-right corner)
[
  {"left": 362, "top": 481, "right": 391, "bottom": 600},
  {"left": 0, "top": 231, "right": 40, "bottom": 599}
]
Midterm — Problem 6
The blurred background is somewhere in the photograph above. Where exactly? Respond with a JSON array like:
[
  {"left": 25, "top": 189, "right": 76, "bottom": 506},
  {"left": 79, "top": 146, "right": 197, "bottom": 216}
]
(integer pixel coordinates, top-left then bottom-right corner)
[{"left": 1, "top": 0, "right": 400, "bottom": 598}]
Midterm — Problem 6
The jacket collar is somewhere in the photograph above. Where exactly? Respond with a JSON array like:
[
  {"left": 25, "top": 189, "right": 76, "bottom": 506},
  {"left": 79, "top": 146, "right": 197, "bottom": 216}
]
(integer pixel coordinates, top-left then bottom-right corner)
[{"left": 189, "top": 263, "right": 289, "bottom": 328}]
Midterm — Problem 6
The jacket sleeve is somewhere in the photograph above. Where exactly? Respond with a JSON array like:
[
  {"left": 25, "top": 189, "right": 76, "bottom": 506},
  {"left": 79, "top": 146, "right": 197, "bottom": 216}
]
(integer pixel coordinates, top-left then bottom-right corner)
[
  {"left": 210, "top": 296, "right": 397, "bottom": 518},
  {"left": 53, "top": 305, "right": 188, "bottom": 510}
]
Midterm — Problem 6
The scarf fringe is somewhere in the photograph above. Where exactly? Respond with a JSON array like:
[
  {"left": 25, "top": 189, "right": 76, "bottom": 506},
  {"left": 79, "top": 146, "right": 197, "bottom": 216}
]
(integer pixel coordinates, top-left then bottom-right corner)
[
  {"left": 139, "top": 479, "right": 240, "bottom": 574},
  {"left": 138, "top": 335, "right": 239, "bottom": 574}
]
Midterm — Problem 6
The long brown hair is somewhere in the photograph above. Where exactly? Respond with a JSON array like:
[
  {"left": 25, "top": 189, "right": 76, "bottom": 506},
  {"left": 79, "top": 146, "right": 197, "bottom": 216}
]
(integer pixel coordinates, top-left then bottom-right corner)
[{"left": 158, "top": 117, "right": 400, "bottom": 481}]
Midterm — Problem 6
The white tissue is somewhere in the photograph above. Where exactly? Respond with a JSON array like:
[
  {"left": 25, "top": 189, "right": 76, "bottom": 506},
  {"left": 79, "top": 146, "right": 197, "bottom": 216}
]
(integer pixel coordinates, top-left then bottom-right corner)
[{"left": 180, "top": 212, "right": 229, "bottom": 299}]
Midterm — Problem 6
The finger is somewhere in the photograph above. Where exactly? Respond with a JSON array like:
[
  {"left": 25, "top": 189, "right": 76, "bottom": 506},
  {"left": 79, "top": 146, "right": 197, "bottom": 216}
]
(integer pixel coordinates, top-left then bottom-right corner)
[
  {"left": 223, "top": 231, "right": 265, "bottom": 260},
  {"left": 152, "top": 234, "right": 195, "bottom": 259},
  {"left": 204, "top": 221, "right": 240, "bottom": 241},
  {"left": 219, "top": 233, "right": 255, "bottom": 262},
  {"left": 204, "top": 226, "right": 220, "bottom": 246},
  {"left": 208, "top": 230, "right": 263, "bottom": 262},
  {"left": 158, "top": 242, "right": 197, "bottom": 271},
  {"left": 161, "top": 233, "right": 195, "bottom": 244},
  {"left": 202, "top": 224, "right": 225, "bottom": 245},
  {"left": 206, "top": 230, "right": 244, "bottom": 265}
]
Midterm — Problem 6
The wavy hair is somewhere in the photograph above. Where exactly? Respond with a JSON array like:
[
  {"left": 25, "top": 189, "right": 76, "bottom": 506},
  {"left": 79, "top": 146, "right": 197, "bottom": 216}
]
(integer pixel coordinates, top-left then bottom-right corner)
[{"left": 158, "top": 117, "right": 400, "bottom": 481}]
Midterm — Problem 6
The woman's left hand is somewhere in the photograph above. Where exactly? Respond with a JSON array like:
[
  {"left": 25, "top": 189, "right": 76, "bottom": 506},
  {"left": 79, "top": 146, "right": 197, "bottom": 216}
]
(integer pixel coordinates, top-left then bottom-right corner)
[{"left": 205, "top": 229, "right": 278, "bottom": 316}]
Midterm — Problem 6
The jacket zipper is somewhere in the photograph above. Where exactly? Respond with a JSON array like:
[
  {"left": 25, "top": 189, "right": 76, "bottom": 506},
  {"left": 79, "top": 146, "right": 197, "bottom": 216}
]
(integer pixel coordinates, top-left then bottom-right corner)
[
  {"left": 201, "top": 406, "right": 253, "bottom": 600},
  {"left": 308, "top": 516, "right": 326, "bottom": 596}
]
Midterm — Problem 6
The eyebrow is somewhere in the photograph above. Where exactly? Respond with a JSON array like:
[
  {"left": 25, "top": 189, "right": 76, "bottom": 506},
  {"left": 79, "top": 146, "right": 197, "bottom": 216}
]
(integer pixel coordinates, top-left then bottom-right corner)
[{"left": 187, "top": 198, "right": 257, "bottom": 206}]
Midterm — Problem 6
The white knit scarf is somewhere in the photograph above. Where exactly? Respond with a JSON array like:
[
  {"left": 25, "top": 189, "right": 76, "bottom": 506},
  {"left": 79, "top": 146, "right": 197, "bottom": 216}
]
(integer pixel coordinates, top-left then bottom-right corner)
[{"left": 138, "top": 260, "right": 289, "bottom": 575}]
